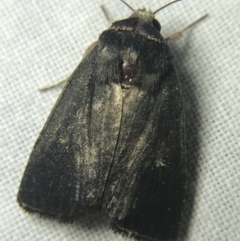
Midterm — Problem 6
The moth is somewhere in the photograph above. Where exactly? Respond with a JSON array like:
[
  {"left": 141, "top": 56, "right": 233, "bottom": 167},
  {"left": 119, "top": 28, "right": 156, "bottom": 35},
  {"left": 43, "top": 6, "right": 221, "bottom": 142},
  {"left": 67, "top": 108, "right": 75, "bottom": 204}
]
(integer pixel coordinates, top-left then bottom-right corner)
[{"left": 18, "top": 0, "right": 207, "bottom": 240}]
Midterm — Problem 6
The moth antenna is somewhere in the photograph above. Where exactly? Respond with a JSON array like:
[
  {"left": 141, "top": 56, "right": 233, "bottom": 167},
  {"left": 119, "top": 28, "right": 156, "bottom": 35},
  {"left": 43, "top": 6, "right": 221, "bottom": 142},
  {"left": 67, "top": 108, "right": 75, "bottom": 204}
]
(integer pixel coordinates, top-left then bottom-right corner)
[
  {"left": 153, "top": 0, "right": 181, "bottom": 14},
  {"left": 120, "top": 0, "right": 134, "bottom": 11}
]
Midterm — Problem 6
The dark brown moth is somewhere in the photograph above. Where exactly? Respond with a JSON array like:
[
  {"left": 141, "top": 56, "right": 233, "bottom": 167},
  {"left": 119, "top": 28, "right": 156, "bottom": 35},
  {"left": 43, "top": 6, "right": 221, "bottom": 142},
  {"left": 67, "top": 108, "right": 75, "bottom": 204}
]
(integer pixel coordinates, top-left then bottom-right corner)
[{"left": 18, "top": 1, "right": 207, "bottom": 240}]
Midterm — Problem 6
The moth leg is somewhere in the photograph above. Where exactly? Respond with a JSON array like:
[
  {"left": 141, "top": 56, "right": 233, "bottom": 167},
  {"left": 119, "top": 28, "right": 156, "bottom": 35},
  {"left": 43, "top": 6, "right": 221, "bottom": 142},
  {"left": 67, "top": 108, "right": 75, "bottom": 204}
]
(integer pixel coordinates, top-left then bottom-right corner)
[
  {"left": 38, "top": 78, "right": 70, "bottom": 91},
  {"left": 100, "top": 5, "right": 112, "bottom": 25},
  {"left": 165, "top": 13, "right": 208, "bottom": 41},
  {"left": 39, "top": 41, "right": 98, "bottom": 91}
]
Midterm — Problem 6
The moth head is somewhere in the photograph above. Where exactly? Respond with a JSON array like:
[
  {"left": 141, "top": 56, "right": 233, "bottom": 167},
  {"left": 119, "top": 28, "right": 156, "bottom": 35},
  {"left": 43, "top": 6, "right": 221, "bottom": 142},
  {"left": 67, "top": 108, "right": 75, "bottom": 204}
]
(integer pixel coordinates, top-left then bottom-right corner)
[{"left": 120, "top": 0, "right": 182, "bottom": 32}]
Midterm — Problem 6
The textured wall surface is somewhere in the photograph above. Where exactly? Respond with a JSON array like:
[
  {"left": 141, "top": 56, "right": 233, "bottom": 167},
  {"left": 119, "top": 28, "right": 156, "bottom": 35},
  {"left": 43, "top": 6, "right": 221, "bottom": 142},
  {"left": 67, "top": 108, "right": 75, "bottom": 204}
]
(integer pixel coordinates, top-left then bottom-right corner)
[{"left": 0, "top": 0, "right": 239, "bottom": 240}]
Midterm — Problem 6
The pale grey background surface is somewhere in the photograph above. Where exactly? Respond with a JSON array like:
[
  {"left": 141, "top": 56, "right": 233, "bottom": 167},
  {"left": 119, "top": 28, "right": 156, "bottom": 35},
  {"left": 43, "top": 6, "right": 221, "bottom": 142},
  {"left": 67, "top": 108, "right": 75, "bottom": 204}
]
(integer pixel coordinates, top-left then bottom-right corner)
[{"left": 0, "top": 0, "right": 239, "bottom": 240}]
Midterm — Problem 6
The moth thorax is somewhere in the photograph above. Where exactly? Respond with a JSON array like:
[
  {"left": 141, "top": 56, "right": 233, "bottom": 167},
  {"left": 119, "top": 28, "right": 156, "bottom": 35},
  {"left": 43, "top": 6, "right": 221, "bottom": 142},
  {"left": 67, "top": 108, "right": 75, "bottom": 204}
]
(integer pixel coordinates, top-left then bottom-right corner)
[{"left": 121, "top": 62, "right": 140, "bottom": 88}]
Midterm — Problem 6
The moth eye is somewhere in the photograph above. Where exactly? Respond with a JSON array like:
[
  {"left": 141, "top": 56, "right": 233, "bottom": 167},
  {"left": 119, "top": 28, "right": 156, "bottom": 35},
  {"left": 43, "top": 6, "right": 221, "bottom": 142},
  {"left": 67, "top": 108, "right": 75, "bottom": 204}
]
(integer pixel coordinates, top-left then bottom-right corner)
[
  {"left": 152, "top": 19, "right": 161, "bottom": 31},
  {"left": 121, "top": 62, "right": 140, "bottom": 86}
]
